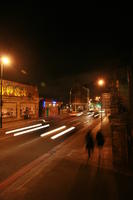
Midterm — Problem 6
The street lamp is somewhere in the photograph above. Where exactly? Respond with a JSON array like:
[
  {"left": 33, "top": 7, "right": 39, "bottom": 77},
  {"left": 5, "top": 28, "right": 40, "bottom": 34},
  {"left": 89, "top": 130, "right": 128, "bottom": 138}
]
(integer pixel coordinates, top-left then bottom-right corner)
[
  {"left": 0, "top": 56, "right": 10, "bottom": 128},
  {"left": 97, "top": 79, "right": 105, "bottom": 127},
  {"left": 98, "top": 79, "right": 105, "bottom": 87}
]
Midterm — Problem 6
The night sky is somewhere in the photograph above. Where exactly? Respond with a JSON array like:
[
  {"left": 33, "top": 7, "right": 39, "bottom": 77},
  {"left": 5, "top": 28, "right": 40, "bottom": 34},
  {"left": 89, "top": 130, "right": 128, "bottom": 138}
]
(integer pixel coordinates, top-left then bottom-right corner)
[{"left": 0, "top": 4, "right": 133, "bottom": 101}]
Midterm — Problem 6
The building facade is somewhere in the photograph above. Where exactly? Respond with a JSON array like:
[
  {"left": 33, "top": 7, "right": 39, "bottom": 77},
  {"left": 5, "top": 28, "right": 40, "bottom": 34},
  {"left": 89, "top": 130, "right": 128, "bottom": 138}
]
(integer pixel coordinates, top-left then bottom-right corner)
[
  {"left": 70, "top": 83, "right": 89, "bottom": 111},
  {"left": 39, "top": 98, "right": 63, "bottom": 117},
  {"left": 102, "top": 93, "right": 111, "bottom": 115},
  {"left": 1, "top": 80, "right": 39, "bottom": 122}
]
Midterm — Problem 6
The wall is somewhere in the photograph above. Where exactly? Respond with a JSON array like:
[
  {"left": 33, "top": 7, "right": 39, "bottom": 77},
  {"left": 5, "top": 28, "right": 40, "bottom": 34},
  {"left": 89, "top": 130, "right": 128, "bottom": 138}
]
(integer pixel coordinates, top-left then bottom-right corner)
[{"left": 1, "top": 80, "right": 39, "bottom": 122}]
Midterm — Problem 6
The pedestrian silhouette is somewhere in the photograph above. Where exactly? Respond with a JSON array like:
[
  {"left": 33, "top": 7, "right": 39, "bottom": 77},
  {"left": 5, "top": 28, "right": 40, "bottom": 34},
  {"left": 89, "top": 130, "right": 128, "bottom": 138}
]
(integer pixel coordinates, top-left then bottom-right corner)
[
  {"left": 85, "top": 130, "right": 94, "bottom": 160},
  {"left": 96, "top": 130, "right": 105, "bottom": 167},
  {"left": 96, "top": 130, "right": 105, "bottom": 148}
]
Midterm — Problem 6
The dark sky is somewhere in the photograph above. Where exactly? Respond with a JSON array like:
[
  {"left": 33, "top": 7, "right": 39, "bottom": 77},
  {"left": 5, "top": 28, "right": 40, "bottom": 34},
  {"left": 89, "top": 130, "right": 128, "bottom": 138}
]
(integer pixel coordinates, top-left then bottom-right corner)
[{"left": 0, "top": 4, "right": 133, "bottom": 101}]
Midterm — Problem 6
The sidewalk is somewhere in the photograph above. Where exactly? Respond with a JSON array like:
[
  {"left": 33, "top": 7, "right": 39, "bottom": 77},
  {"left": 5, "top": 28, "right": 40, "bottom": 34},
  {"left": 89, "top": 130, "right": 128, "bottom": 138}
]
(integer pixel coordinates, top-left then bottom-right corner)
[
  {"left": 89, "top": 117, "right": 113, "bottom": 170},
  {"left": 68, "top": 116, "right": 113, "bottom": 171}
]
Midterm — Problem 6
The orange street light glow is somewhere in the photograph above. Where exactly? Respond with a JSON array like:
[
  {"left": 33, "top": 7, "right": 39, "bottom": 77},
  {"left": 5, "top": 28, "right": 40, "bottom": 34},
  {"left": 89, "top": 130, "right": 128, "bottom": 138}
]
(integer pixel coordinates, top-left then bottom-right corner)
[
  {"left": 97, "top": 79, "right": 105, "bottom": 86},
  {"left": 1, "top": 57, "right": 10, "bottom": 65}
]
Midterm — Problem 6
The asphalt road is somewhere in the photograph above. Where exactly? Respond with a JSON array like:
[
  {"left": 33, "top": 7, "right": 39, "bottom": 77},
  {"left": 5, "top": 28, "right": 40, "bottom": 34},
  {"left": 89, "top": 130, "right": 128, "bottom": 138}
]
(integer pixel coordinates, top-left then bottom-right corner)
[
  {"left": 0, "top": 115, "right": 133, "bottom": 200},
  {"left": 0, "top": 115, "right": 97, "bottom": 194}
]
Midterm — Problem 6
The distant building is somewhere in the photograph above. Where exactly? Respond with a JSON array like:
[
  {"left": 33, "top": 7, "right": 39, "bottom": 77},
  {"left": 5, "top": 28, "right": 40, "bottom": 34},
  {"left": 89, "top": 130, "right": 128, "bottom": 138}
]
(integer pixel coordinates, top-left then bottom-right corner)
[
  {"left": 70, "top": 83, "right": 89, "bottom": 111},
  {"left": 102, "top": 93, "right": 111, "bottom": 115},
  {"left": 39, "top": 98, "right": 63, "bottom": 117},
  {"left": 1, "top": 80, "right": 39, "bottom": 122}
]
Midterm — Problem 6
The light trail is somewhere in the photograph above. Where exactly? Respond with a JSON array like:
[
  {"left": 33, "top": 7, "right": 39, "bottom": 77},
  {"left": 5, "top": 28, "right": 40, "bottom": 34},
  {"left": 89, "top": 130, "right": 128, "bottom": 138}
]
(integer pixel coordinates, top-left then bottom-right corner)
[
  {"left": 6, "top": 124, "right": 42, "bottom": 134},
  {"left": 94, "top": 114, "right": 100, "bottom": 118},
  {"left": 88, "top": 114, "right": 94, "bottom": 117},
  {"left": 40, "top": 126, "right": 66, "bottom": 137},
  {"left": 76, "top": 112, "right": 83, "bottom": 116},
  {"left": 14, "top": 124, "right": 50, "bottom": 136},
  {"left": 51, "top": 127, "right": 75, "bottom": 140}
]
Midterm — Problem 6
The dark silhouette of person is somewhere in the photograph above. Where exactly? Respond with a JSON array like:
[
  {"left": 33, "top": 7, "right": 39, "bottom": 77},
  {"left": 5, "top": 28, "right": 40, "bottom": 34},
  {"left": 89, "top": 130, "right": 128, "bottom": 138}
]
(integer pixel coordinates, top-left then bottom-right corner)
[
  {"left": 96, "top": 130, "right": 105, "bottom": 148},
  {"left": 85, "top": 131, "right": 94, "bottom": 160},
  {"left": 96, "top": 130, "right": 105, "bottom": 168}
]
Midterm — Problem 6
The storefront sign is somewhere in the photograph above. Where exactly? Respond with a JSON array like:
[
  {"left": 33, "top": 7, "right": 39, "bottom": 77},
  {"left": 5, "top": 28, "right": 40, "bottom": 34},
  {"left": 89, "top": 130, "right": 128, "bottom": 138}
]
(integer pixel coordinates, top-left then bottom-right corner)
[
  {"left": 0, "top": 80, "right": 38, "bottom": 98},
  {"left": 1, "top": 85, "right": 27, "bottom": 97}
]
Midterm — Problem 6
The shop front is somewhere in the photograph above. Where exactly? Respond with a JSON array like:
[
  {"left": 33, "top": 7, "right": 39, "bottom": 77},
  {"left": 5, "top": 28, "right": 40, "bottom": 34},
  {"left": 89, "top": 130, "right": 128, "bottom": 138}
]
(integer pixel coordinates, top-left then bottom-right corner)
[
  {"left": 39, "top": 98, "right": 63, "bottom": 118},
  {"left": 1, "top": 80, "right": 39, "bottom": 122}
]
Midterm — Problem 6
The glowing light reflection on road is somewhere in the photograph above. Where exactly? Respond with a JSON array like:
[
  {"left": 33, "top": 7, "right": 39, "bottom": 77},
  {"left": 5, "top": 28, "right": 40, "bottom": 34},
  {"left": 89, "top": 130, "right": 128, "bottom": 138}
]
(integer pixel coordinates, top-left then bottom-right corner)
[
  {"left": 51, "top": 127, "right": 75, "bottom": 140},
  {"left": 40, "top": 126, "right": 66, "bottom": 137},
  {"left": 6, "top": 124, "right": 42, "bottom": 134},
  {"left": 14, "top": 124, "right": 50, "bottom": 136}
]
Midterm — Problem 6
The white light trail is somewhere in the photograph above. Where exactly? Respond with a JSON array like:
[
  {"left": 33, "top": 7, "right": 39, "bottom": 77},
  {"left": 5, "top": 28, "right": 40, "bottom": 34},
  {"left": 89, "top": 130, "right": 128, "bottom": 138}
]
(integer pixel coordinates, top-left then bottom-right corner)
[
  {"left": 40, "top": 126, "right": 66, "bottom": 137},
  {"left": 14, "top": 124, "right": 50, "bottom": 136},
  {"left": 6, "top": 124, "right": 42, "bottom": 134},
  {"left": 76, "top": 112, "right": 83, "bottom": 116},
  {"left": 51, "top": 127, "right": 75, "bottom": 140},
  {"left": 89, "top": 115, "right": 93, "bottom": 117},
  {"left": 94, "top": 114, "right": 100, "bottom": 118}
]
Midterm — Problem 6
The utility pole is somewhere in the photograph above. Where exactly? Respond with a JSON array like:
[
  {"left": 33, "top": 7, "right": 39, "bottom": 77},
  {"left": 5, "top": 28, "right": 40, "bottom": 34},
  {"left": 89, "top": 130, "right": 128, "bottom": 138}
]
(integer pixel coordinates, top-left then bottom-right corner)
[
  {"left": 69, "top": 88, "right": 72, "bottom": 111},
  {"left": 75, "top": 95, "right": 76, "bottom": 112},
  {"left": 0, "top": 62, "right": 3, "bottom": 128},
  {"left": 100, "top": 95, "right": 102, "bottom": 128}
]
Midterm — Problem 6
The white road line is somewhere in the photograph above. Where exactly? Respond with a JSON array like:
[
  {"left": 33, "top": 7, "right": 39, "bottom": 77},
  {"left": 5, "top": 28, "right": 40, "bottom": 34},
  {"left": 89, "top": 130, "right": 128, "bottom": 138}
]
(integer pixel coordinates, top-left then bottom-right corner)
[
  {"left": 51, "top": 127, "right": 75, "bottom": 140},
  {"left": 40, "top": 126, "right": 66, "bottom": 137},
  {"left": 14, "top": 124, "right": 50, "bottom": 136},
  {"left": 6, "top": 124, "right": 42, "bottom": 134}
]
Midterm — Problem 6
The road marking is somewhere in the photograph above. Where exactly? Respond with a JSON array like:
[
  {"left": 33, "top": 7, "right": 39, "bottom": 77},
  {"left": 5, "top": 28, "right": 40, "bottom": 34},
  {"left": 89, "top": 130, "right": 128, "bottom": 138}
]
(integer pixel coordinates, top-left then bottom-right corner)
[
  {"left": 51, "top": 127, "right": 75, "bottom": 140},
  {"left": 14, "top": 124, "right": 50, "bottom": 136},
  {"left": 5, "top": 123, "right": 42, "bottom": 134},
  {"left": 40, "top": 126, "right": 66, "bottom": 137}
]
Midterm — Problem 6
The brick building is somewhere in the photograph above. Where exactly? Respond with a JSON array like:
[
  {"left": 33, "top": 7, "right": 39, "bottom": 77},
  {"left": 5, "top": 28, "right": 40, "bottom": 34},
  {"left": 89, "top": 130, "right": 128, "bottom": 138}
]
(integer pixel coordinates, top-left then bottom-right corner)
[
  {"left": 1, "top": 80, "right": 39, "bottom": 122},
  {"left": 70, "top": 83, "right": 89, "bottom": 111},
  {"left": 39, "top": 98, "right": 63, "bottom": 117}
]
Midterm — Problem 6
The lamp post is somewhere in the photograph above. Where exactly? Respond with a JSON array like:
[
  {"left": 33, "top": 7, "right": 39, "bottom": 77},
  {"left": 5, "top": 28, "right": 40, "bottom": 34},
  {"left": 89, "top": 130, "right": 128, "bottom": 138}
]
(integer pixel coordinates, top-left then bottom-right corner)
[
  {"left": 0, "top": 56, "right": 10, "bottom": 128},
  {"left": 97, "top": 79, "right": 105, "bottom": 128},
  {"left": 69, "top": 88, "right": 72, "bottom": 111}
]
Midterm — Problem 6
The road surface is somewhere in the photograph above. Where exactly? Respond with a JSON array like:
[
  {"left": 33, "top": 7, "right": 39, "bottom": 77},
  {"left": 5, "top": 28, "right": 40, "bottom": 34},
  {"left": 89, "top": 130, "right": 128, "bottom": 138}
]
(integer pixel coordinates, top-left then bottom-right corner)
[{"left": 0, "top": 114, "right": 133, "bottom": 200}]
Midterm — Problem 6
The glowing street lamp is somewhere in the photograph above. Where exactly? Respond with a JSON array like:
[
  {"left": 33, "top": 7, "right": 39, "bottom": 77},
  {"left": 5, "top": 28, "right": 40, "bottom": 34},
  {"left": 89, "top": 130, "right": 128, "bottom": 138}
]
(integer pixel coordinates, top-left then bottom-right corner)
[
  {"left": 0, "top": 56, "right": 10, "bottom": 128},
  {"left": 97, "top": 79, "right": 105, "bottom": 87},
  {"left": 97, "top": 78, "right": 105, "bottom": 128},
  {"left": 1, "top": 57, "right": 10, "bottom": 65}
]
